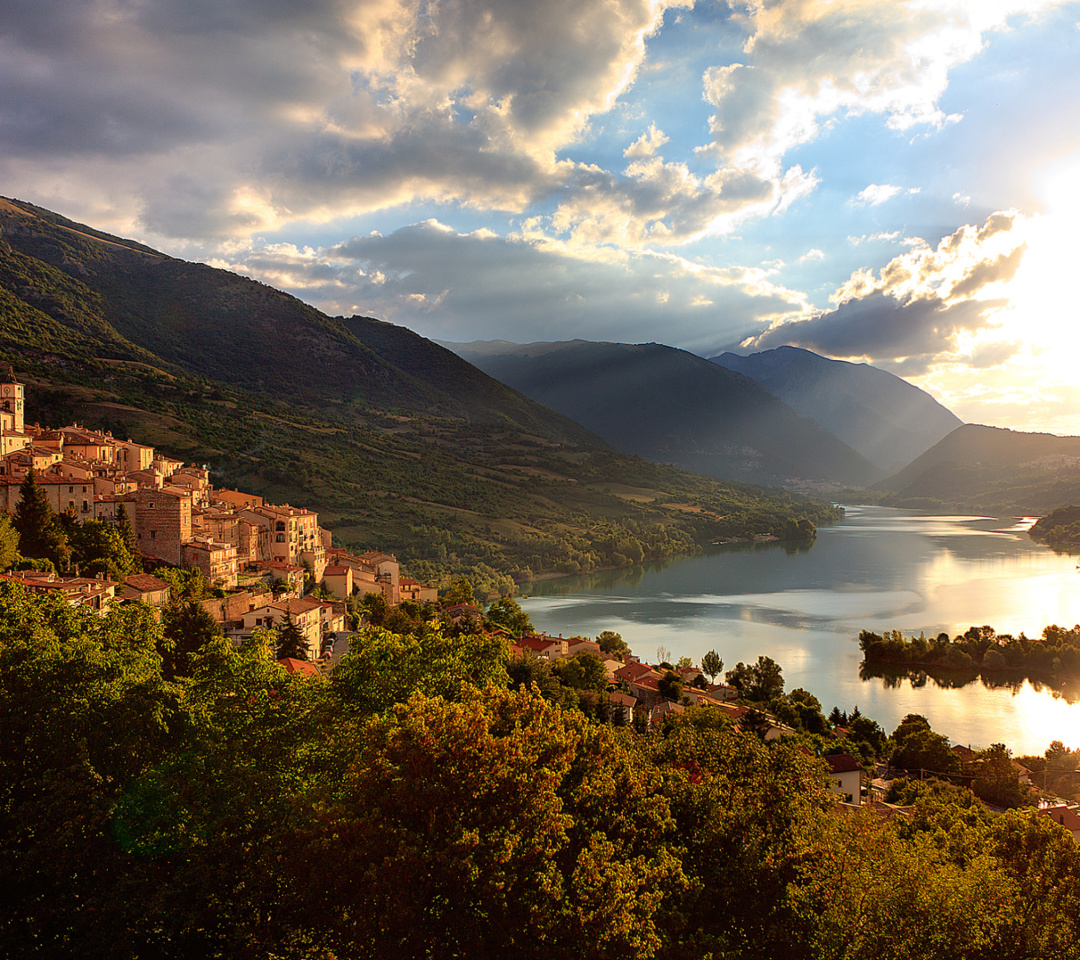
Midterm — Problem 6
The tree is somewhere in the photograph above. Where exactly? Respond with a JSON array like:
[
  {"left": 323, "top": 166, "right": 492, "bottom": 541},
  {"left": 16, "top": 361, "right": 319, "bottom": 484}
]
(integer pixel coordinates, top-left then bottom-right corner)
[
  {"left": 162, "top": 597, "right": 224, "bottom": 678},
  {"left": 69, "top": 519, "right": 139, "bottom": 581},
  {"left": 972, "top": 743, "right": 1030, "bottom": 809},
  {"left": 442, "top": 576, "right": 475, "bottom": 606},
  {"left": 552, "top": 652, "right": 609, "bottom": 693},
  {"left": 596, "top": 630, "right": 629, "bottom": 660},
  {"left": 0, "top": 515, "right": 18, "bottom": 570},
  {"left": 725, "top": 655, "right": 784, "bottom": 702},
  {"left": 291, "top": 687, "right": 682, "bottom": 958},
  {"left": 485, "top": 597, "right": 533, "bottom": 637},
  {"left": 331, "top": 625, "right": 509, "bottom": 716},
  {"left": 889, "top": 714, "right": 959, "bottom": 777},
  {"left": 12, "top": 470, "right": 69, "bottom": 570},
  {"left": 658, "top": 670, "right": 683, "bottom": 702},
  {"left": 114, "top": 502, "right": 137, "bottom": 554},
  {"left": 358, "top": 590, "right": 389, "bottom": 626},
  {"left": 275, "top": 611, "right": 309, "bottom": 661},
  {"left": 701, "top": 649, "right": 723, "bottom": 683}
]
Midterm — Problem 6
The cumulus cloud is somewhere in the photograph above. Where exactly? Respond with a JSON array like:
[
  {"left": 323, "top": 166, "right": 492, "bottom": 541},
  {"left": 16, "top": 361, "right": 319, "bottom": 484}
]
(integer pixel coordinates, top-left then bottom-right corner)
[
  {"left": 0, "top": 0, "right": 692, "bottom": 237},
  {"left": 624, "top": 123, "right": 671, "bottom": 158},
  {"left": 216, "top": 221, "right": 809, "bottom": 351},
  {"left": 699, "top": 0, "right": 1065, "bottom": 176},
  {"left": 746, "top": 211, "right": 1031, "bottom": 371}
]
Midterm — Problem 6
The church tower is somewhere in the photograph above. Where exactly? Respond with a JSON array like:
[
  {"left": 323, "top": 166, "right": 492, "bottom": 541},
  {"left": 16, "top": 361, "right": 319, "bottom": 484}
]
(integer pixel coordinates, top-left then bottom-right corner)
[{"left": 0, "top": 366, "right": 25, "bottom": 434}]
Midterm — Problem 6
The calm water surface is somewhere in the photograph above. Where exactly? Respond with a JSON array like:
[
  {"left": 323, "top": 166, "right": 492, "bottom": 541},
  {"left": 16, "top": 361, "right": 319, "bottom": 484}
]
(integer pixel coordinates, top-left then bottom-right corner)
[{"left": 519, "top": 506, "right": 1080, "bottom": 755}]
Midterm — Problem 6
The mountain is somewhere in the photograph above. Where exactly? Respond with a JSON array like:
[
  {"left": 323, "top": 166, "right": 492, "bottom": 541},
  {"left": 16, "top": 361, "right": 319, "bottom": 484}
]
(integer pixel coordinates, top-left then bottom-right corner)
[
  {"left": 447, "top": 339, "right": 877, "bottom": 487},
  {"left": 711, "top": 346, "right": 962, "bottom": 473},
  {"left": 0, "top": 197, "right": 841, "bottom": 592},
  {"left": 0, "top": 197, "right": 600, "bottom": 446},
  {"left": 874, "top": 423, "right": 1080, "bottom": 513}
]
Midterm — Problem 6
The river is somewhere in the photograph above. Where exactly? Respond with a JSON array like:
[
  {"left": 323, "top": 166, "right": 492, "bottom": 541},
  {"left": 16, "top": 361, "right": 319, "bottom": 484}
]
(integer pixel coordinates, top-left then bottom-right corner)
[{"left": 518, "top": 505, "right": 1080, "bottom": 756}]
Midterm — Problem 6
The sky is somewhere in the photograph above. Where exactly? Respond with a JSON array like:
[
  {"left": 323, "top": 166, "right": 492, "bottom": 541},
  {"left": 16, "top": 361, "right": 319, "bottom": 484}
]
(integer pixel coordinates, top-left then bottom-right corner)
[{"left": 3, "top": 0, "right": 1080, "bottom": 433}]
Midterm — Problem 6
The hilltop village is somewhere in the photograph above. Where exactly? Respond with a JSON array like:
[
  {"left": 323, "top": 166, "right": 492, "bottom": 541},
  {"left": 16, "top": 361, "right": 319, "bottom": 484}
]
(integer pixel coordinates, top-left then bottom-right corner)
[
  {"left": 0, "top": 368, "right": 825, "bottom": 736},
  {"left": 0, "top": 368, "right": 1055, "bottom": 814},
  {"left": 0, "top": 368, "right": 436, "bottom": 656}
]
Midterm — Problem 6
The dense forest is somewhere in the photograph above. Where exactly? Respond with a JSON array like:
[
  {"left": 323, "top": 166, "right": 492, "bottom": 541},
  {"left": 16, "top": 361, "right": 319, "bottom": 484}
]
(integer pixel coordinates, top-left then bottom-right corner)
[{"left": 5, "top": 584, "right": 1080, "bottom": 959}]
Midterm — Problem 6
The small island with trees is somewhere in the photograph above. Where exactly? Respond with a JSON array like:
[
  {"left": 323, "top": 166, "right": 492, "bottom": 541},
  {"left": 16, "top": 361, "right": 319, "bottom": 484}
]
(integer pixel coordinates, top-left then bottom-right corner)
[{"left": 859, "top": 623, "right": 1080, "bottom": 693}]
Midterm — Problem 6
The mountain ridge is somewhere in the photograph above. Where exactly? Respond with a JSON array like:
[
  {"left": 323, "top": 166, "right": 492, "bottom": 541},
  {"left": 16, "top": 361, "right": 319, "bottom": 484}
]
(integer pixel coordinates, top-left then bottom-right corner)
[
  {"left": 712, "top": 345, "right": 962, "bottom": 473},
  {"left": 448, "top": 338, "right": 878, "bottom": 488}
]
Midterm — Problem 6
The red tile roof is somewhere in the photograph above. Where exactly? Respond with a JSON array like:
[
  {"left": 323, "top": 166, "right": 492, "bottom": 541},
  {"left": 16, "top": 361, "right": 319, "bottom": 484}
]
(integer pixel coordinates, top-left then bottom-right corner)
[
  {"left": 278, "top": 658, "right": 320, "bottom": 678},
  {"left": 826, "top": 753, "right": 864, "bottom": 774}
]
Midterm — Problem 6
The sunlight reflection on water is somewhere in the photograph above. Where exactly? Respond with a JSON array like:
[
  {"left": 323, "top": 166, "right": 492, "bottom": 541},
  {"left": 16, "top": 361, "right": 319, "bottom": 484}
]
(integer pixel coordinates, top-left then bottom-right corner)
[{"left": 519, "top": 506, "right": 1080, "bottom": 754}]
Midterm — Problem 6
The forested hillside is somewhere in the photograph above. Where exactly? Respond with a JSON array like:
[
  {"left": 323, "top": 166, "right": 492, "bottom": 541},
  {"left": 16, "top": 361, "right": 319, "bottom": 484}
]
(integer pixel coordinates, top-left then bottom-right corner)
[
  {"left": 0, "top": 197, "right": 839, "bottom": 593},
  {"left": 875, "top": 423, "right": 1080, "bottom": 514}
]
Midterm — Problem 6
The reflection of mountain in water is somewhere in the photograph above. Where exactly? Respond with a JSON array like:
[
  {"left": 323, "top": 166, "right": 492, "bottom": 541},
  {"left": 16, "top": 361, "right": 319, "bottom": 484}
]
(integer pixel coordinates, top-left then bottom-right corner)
[{"left": 522, "top": 538, "right": 821, "bottom": 598}]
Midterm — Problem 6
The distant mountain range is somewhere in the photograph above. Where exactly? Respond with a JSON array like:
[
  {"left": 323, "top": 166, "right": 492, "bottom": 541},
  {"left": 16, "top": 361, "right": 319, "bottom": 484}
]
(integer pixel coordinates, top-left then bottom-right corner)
[
  {"left": 711, "top": 346, "right": 962, "bottom": 473},
  {"left": 873, "top": 423, "right": 1080, "bottom": 514},
  {"left": 447, "top": 339, "right": 878, "bottom": 487}
]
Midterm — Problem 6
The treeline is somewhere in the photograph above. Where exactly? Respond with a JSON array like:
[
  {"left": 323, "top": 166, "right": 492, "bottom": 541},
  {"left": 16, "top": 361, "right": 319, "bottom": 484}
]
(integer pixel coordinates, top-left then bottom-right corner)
[
  {"left": 859, "top": 624, "right": 1080, "bottom": 690},
  {"left": 1030, "top": 504, "right": 1080, "bottom": 549},
  {"left": 7, "top": 585, "right": 1080, "bottom": 958}
]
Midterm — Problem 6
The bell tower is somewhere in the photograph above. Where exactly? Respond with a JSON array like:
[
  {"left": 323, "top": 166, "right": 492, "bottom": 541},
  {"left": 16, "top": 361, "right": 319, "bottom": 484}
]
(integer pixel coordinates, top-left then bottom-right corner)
[{"left": 0, "top": 366, "right": 25, "bottom": 434}]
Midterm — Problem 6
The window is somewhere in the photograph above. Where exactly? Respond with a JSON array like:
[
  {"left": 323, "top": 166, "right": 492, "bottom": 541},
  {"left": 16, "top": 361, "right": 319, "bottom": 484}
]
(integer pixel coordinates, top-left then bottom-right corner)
[
  {"left": 276, "top": 533, "right": 286, "bottom": 542},
  {"left": 150, "top": 530, "right": 156, "bottom": 540}
]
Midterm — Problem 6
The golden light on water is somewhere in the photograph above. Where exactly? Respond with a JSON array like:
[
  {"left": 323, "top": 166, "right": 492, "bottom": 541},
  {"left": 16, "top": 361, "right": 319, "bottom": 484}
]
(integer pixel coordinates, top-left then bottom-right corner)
[{"left": 1016, "top": 684, "right": 1080, "bottom": 753}]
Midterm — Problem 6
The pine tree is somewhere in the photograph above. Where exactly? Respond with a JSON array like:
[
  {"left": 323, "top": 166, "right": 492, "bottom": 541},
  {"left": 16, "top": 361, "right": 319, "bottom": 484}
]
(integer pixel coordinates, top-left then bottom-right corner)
[
  {"left": 276, "top": 611, "right": 309, "bottom": 661},
  {"left": 115, "top": 503, "right": 137, "bottom": 554},
  {"left": 12, "top": 470, "right": 69, "bottom": 569}
]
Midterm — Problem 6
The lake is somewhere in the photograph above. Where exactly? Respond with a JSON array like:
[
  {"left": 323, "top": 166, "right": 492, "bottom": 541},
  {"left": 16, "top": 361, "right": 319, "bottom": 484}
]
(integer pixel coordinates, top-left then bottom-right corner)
[{"left": 518, "top": 505, "right": 1080, "bottom": 756}]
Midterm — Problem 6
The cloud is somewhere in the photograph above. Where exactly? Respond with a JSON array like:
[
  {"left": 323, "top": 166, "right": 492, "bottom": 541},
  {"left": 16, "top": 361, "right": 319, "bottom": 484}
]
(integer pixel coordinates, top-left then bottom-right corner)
[
  {"left": 624, "top": 123, "right": 671, "bottom": 158},
  {"left": 0, "top": 0, "right": 692, "bottom": 238},
  {"left": 746, "top": 210, "right": 1031, "bottom": 371},
  {"left": 216, "top": 220, "right": 810, "bottom": 351},
  {"left": 851, "top": 183, "right": 920, "bottom": 206},
  {"left": 699, "top": 0, "right": 1069, "bottom": 177}
]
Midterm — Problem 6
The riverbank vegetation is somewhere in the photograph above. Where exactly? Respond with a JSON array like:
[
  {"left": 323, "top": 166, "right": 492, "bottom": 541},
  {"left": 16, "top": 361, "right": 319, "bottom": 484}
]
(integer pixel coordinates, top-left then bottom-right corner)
[
  {"left": 8, "top": 584, "right": 1080, "bottom": 958},
  {"left": 1030, "top": 504, "right": 1080, "bottom": 552},
  {"left": 859, "top": 624, "right": 1080, "bottom": 696}
]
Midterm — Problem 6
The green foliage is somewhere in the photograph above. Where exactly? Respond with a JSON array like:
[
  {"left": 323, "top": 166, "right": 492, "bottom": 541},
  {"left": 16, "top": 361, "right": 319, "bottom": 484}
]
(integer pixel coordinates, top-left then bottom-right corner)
[
  {"left": 441, "top": 576, "right": 476, "bottom": 606},
  {"left": 889, "top": 714, "right": 960, "bottom": 778},
  {"left": 7, "top": 581, "right": 1080, "bottom": 958},
  {"left": 1029, "top": 504, "right": 1080, "bottom": 550},
  {"left": 274, "top": 611, "right": 308, "bottom": 662},
  {"left": 69, "top": 519, "right": 140, "bottom": 581},
  {"left": 860, "top": 623, "right": 1080, "bottom": 692},
  {"left": 12, "top": 471, "right": 69, "bottom": 570},
  {"left": 726, "top": 654, "right": 785, "bottom": 703},
  {"left": 484, "top": 596, "right": 533, "bottom": 637},
  {"left": 151, "top": 565, "right": 209, "bottom": 601},
  {"left": 596, "top": 629, "right": 629, "bottom": 660},
  {"left": 700, "top": 648, "right": 723, "bottom": 683},
  {"left": 0, "top": 515, "right": 18, "bottom": 571},
  {"left": 551, "top": 651, "right": 610, "bottom": 694},
  {"left": 971, "top": 743, "right": 1032, "bottom": 809},
  {"left": 161, "top": 598, "right": 222, "bottom": 679},
  {"left": 331, "top": 624, "right": 509, "bottom": 716}
]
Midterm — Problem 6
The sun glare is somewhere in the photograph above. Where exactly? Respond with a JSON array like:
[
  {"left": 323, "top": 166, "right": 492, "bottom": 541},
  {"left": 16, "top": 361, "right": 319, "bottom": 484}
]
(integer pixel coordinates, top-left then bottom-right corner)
[{"left": 989, "top": 153, "right": 1080, "bottom": 382}]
